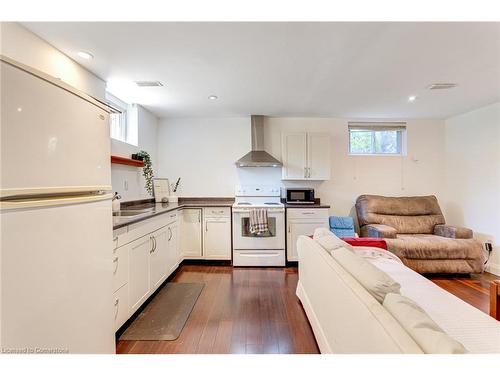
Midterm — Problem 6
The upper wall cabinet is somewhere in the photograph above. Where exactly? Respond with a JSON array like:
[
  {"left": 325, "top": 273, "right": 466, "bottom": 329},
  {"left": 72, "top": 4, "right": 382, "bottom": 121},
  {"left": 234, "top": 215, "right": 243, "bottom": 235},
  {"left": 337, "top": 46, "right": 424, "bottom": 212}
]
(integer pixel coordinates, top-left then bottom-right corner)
[{"left": 281, "top": 132, "right": 331, "bottom": 180}]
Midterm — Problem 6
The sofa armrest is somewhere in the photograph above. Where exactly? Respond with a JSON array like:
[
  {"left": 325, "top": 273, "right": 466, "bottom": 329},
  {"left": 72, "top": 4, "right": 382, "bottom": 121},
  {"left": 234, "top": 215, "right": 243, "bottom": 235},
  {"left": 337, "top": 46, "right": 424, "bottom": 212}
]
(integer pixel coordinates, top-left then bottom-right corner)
[
  {"left": 434, "top": 224, "right": 473, "bottom": 239},
  {"left": 361, "top": 224, "right": 397, "bottom": 239}
]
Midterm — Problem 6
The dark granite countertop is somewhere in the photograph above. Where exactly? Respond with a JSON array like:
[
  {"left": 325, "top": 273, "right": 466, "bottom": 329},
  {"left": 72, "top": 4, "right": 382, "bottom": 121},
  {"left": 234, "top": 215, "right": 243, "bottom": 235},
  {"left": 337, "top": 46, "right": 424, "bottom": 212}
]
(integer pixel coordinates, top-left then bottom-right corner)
[
  {"left": 284, "top": 203, "right": 330, "bottom": 209},
  {"left": 281, "top": 198, "right": 330, "bottom": 209},
  {"left": 113, "top": 198, "right": 234, "bottom": 230}
]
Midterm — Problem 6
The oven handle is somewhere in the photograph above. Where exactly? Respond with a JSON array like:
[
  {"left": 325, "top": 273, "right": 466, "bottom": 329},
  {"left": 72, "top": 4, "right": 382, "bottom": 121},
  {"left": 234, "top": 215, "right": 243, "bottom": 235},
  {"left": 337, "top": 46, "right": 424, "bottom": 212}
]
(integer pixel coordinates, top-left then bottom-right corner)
[
  {"left": 238, "top": 252, "right": 282, "bottom": 257},
  {"left": 232, "top": 209, "right": 284, "bottom": 213}
]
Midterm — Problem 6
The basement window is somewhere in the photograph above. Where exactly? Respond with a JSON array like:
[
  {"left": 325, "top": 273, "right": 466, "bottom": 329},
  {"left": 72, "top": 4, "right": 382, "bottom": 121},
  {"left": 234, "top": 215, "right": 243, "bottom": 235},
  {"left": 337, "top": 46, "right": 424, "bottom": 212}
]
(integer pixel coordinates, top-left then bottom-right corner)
[
  {"left": 106, "top": 92, "right": 138, "bottom": 146},
  {"left": 348, "top": 122, "right": 407, "bottom": 155}
]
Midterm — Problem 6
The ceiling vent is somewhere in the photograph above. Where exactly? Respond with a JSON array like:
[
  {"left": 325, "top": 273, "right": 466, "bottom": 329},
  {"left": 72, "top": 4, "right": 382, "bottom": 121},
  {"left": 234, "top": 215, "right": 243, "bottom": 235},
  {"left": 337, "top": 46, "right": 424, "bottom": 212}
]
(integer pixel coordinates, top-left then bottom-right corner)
[
  {"left": 135, "top": 81, "right": 164, "bottom": 87},
  {"left": 427, "top": 83, "right": 458, "bottom": 90}
]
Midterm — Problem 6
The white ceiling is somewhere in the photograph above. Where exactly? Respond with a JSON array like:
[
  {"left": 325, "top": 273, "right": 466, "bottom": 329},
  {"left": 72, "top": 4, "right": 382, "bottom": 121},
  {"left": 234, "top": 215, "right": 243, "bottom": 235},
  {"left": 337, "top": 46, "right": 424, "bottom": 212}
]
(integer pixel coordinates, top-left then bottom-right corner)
[{"left": 24, "top": 22, "right": 500, "bottom": 119}]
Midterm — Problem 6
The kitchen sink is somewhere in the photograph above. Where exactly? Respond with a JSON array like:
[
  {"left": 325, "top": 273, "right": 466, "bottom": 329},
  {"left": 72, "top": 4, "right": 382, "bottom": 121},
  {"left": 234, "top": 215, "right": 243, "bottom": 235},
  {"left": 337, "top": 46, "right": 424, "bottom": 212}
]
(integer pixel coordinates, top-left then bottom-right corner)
[{"left": 113, "top": 209, "right": 151, "bottom": 217}]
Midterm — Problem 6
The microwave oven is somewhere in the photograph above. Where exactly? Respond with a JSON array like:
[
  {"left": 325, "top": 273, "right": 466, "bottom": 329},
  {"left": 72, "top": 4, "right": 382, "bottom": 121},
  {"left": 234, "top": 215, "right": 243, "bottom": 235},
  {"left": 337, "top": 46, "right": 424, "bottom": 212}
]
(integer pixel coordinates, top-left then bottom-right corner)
[{"left": 285, "top": 188, "right": 315, "bottom": 204}]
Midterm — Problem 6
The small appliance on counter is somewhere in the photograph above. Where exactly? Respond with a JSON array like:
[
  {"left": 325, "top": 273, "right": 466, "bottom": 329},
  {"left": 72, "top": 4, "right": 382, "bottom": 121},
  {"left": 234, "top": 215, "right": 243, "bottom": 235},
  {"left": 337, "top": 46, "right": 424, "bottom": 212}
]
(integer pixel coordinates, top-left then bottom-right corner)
[
  {"left": 153, "top": 178, "right": 170, "bottom": 203},
  {"left": 285, "top": 188, "right": 315, "bottom": 204}
]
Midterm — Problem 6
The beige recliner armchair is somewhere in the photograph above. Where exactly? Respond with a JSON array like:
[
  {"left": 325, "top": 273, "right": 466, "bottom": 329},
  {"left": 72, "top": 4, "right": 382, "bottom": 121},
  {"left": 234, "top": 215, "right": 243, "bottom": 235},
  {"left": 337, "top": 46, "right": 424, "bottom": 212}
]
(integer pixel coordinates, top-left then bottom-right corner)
[{"left": 355, "top": 195, "right": 484, "bottom": 274}]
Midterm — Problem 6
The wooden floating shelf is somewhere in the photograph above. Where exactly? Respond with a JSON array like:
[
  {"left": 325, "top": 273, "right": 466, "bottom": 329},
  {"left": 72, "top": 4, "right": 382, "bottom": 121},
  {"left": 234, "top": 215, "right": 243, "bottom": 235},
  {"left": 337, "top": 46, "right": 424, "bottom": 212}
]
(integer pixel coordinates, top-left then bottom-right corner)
[{"left": 111, "top": 155, "right": 144, "bottom": 167}]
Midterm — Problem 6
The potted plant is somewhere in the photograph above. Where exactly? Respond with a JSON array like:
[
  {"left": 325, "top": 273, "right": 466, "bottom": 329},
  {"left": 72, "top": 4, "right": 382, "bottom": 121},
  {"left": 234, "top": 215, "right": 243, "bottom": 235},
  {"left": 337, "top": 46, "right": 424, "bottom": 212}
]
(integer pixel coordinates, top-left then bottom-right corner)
[{"left": 136, "top": 150, "right": 154, "bottom": 196}]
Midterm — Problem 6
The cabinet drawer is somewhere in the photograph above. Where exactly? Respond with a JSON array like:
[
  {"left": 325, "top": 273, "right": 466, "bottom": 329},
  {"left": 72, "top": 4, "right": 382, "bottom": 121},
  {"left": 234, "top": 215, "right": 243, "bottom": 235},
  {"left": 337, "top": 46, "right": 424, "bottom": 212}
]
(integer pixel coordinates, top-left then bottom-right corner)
[
  {"left": 112, "top": 245, "right": 129, "bottom": 292},
  {"left": 233, "top": 250, "right": 285, "bottom": 267},
  {"left": 287, "top": 208, "right": 329, "bottom": 219},
  {"left": 112, "top": 226, "right": 127, "bottom": 249},
  {"left": 203, "top": 207, "right": 231, "bottom": 218},
  {"left": 164, "top": 211, "right": 178, "bottom": 225},
  {"left": 113, "top": 283, "right": 130, "bottom": 331}
]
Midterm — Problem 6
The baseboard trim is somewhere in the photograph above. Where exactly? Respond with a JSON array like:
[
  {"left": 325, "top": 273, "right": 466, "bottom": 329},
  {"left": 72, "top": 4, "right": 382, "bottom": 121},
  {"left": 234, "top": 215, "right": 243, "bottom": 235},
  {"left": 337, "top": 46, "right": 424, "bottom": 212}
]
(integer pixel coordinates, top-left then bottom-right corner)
[{"left": 486, "top": 262, "right": 500, "bottom": 276}]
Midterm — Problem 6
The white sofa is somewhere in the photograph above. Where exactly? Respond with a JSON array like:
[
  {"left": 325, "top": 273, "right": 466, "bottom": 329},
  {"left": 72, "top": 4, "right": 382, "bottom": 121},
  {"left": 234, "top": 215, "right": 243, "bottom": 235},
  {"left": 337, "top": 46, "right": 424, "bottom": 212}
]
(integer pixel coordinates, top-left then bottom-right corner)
[{"left": 296, "top": 235, "right": 500, "bottom": 354}]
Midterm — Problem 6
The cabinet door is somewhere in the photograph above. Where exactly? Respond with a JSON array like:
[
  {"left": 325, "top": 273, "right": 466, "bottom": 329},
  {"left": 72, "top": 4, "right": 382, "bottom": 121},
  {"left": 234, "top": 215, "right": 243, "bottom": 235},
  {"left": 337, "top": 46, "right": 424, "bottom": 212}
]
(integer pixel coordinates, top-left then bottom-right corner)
[
  {"left": 166, "top": 222, "right": 179, "bottom": 275},
  {"left": 180, "top": 209, "right": 202, "bottom": 258},
  {"left": 204, "top": 218, "right": 231, "bottom": 260},
  {"left": 129, "top": 235, "right": 153, "bottom": 313},
  {"left": 287, "top": 220, "right": 329, "bottom": 261},
  {"left": 282, "top": 132, "right": 307, "bottom": 180},
  {"left": 307, "top": 132, "right": 330, "bottom": 180},
  {"left": 150, "top": 226, "right": 169, "bottom": 291}
]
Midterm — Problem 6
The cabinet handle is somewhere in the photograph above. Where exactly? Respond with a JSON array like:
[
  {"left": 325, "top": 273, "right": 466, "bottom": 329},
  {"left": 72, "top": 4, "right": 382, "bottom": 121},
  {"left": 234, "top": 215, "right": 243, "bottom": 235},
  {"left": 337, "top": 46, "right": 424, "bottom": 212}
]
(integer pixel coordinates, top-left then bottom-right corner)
[
  {"left": 304, "top": 167, "right": 307, "bottom": 178},
  {"left": 307, "top": 167, "right": 311, "bottom": 178},
  {"left": 113, "top": 256, "right": 119, "bottom": 273},
  {"left": 114, "top": 298, "right": 119, "bottom": 318},
  {"left": 288, "top": 225, "right": 291, "bottom": 233},
  {"left": 168, "top": 227, "right": 172, "bottom": 241},
  {"left": 302, "top": 212, "right": 315, "bottom": 215},
  {"left": 150, "top": 236, "right": 156, "bottom": 253},
  {"left": 198, "top": 211, "right": 201, "bottom": 223},
  {"left": 113, "top": 236, "right": 118, "bottom": 242},
  {"left": 206, "top": 221, "right": 208, "bottom": 232},
  {"left": 170, "top": 214, "right": 176, "bottom": 218}
]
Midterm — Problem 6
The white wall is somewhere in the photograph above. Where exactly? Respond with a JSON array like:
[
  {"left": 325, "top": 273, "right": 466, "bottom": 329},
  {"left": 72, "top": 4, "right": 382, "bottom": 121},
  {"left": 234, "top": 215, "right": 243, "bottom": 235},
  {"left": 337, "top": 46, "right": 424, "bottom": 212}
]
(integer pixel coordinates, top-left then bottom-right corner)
[
  {"left": 111, "top": 105, "right": 159, "bottom": 201},
  {"left": 262, "top": 118, "right": 445, "bottom": 217},
  {"left": 0, "top": 22, "right": 105, "bottom": 100},
  {"left": 157, "top": 117, "right": 251, "bottom": 197},
  {"left": 443, "top": 102, "right": 500, "bottom": 275},
  {"left": 157, "top": 117, "right": 446, "bottom": 217}
]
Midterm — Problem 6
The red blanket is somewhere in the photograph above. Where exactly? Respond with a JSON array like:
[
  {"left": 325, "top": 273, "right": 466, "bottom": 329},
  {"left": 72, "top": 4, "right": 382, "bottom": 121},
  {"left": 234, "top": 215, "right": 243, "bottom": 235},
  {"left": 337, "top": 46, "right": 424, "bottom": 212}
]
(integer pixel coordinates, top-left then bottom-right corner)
[{"left": 341, "top": 237, "right": 387, "bottom": 250}]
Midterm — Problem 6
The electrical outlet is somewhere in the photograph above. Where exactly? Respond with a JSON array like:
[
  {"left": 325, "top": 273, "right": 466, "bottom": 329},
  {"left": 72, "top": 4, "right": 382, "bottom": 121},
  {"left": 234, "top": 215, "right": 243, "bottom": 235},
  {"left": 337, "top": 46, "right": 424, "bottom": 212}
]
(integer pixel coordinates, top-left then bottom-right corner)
[{"left": 485, "top": 242, "right": 493, "bottom": 253}]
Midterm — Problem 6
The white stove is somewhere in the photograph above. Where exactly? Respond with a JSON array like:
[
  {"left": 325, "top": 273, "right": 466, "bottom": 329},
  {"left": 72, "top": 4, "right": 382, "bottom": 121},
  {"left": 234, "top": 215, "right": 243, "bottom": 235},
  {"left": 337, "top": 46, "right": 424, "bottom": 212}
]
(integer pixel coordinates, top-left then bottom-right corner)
[{"left": 232, "top": 185, "right": 286, "bottom": 267}]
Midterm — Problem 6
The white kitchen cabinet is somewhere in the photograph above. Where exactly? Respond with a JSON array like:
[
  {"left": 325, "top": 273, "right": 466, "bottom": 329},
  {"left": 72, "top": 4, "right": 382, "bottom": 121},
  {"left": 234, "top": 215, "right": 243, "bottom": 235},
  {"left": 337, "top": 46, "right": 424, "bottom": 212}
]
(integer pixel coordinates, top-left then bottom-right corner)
[
  {"left": 149, "top": 226, "right": 169, "bottom": 291},
  {"left": 204, "top": 218, "right": 232, "bottom": 259},
  {"left": 180, "top": 208, "right": 203, "bottom": 258},
  {"left": 203, "top": 207, "right": 231, "bottom": 260},
  {"left": 282, "top": 132, "right": 307, "bottom": 179},
  {"left": 286, "top": 208, "right": 329, "bottom": 261},
  {"left": 166, "top": 222, "right": 179, "bottom": 274},
  {"left": 282, "top": 132, "right": 330, "bottom": 180},
  {"left": 128, "top": 235, "right": 153, "bottom": 314},
  {"left": 113, "top": 284, "right": 129, "bottom": 331},
  {"left": 307, "top": 132, "right": 331, "bottom": 180}
]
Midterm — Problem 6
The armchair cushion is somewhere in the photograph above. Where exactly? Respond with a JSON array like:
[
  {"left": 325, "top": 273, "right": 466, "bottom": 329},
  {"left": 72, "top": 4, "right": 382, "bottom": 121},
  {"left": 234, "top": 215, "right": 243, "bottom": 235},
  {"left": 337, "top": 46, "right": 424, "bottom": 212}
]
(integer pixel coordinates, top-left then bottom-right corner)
[
  {"left": 434, "top": 224, "right": 473, "bottom": 239},
  {"left": 361, "top": 224, "right": 397, "bottom": 239}
]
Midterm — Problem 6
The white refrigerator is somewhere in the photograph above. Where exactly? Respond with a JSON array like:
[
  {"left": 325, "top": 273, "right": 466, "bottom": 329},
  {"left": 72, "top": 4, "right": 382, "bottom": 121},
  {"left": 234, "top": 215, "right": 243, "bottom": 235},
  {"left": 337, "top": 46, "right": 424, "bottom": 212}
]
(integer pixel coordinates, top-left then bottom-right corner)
[{"left": 0, "top": 56, "right": 115, "bottom": 353}]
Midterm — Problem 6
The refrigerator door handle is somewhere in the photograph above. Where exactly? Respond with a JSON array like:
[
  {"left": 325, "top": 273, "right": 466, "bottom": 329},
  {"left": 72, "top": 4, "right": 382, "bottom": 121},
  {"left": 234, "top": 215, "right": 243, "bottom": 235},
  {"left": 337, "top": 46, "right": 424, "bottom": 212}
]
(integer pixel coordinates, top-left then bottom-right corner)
[{"left": 0, "top": 191, "right": 113, "bottom": 210}]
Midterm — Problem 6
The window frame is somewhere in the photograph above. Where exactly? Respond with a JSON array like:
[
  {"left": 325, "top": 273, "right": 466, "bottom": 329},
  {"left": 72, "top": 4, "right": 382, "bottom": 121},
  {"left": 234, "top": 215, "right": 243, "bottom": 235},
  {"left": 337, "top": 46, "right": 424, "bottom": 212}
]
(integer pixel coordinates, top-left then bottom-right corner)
[{"left": 348, "top": 122, "right": 407, "bottom": 156}]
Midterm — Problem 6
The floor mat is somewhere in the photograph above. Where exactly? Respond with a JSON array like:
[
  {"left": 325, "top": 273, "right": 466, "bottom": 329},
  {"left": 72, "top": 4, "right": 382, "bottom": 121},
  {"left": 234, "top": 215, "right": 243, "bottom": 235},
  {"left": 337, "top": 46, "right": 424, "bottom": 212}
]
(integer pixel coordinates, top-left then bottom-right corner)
[{"left": 120, "top": 282, "right": 204, "bottom": 341}]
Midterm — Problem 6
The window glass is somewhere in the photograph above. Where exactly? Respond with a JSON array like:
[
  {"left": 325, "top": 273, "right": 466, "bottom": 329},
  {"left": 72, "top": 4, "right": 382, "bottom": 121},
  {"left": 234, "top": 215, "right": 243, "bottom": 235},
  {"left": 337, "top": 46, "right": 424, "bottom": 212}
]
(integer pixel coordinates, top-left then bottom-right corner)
[{"left": 348, "top": 123, "right": 405, "bottom": 155}]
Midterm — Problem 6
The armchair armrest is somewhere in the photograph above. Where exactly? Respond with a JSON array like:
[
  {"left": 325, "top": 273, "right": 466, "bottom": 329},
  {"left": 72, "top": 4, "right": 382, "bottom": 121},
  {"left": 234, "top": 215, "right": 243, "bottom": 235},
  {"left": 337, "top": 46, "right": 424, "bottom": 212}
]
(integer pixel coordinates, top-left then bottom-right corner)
[
  {"left": 361, "top": 224, "right": 397, "bottom": 239},
  {"left": 434, "top": 224, "right": 473, "bottom": 239}
]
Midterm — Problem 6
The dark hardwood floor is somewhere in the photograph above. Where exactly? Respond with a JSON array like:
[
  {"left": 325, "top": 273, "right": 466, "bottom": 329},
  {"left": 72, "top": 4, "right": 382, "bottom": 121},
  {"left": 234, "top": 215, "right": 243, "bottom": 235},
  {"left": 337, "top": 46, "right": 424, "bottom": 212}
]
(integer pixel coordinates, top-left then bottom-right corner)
[
  {"left": 427, "top": 272, "right": 498, "bottom": 315},
  {"left": 117, "top": 265, "right": 319, "bottom": 354},
  {"left": 116, "top": 265, "right": 497, "bottom": 354}
]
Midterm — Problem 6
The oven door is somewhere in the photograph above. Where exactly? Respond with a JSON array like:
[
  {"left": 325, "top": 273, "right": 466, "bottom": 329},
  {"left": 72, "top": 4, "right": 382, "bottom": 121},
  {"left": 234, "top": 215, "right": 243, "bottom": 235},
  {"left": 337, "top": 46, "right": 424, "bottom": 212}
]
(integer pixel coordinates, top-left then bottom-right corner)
[{"left": 232, "top": 209, "right": 285, "bottom": 250}]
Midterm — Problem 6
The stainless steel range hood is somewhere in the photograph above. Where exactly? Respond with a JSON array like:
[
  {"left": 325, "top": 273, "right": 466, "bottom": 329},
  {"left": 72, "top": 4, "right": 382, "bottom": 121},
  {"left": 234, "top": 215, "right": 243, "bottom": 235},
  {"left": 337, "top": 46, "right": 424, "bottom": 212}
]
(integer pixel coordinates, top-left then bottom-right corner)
[{"left": 235, "top": 115, "right": 283, "bottom": 167}]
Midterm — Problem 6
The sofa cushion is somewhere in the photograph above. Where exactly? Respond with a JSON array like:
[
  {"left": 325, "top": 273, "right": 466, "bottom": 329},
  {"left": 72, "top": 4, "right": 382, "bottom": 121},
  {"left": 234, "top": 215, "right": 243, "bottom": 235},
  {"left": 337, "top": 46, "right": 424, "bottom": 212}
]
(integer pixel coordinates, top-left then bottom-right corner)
[
  {"left": 313, "top": 227, "right": 354, "bottom": 252},
  {"left": 386, "top": 234, "right": 483, "bottom": 260},
  {"left": 383, "top": 293, "right": 468, "bottom": 354},
  {"left": 356, "top": 195, "right": 445, "bottom": 234},
  {"left": 331, "top": 247, "right": 401, "bottom": 303}
]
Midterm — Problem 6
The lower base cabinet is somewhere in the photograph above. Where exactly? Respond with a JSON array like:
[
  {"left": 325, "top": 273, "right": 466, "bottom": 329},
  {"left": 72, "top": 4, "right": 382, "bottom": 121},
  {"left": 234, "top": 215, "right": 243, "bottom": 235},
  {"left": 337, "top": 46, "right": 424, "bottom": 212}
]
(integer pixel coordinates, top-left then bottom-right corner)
[
  {"left": 113, "top": 214, "right": 179, "bottom": 331},
  {"left": 113, "top": 283, "right": 129, "bottom": 331},
  {"left": 286, "top": 208, "right": 329, "bottom": 261},
  {"left": 180, "top": 207, "right": 232, "bottom": 260},
  {"left": 128, "top": 235, "right": 154, "bottom": 314},
  {"left": 203, "top": 216, "right": 231, "bottom": 259}
]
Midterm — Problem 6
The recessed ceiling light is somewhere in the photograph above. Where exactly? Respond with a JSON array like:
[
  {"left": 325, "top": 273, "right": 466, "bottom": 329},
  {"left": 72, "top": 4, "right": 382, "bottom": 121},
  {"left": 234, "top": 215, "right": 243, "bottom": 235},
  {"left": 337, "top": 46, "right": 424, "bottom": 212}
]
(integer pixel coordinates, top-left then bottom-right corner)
[
  {"left": 77, "top": 51, "right": 94, "bottom": 60},
  {"left": 208, "top": 95, "right": 218, "bottom": 100},
  {"left": 408, "top": 95, "right": 417, "bottom": 102}
]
